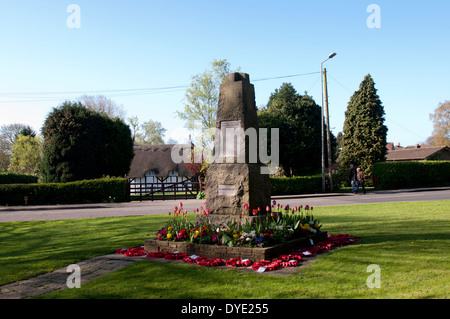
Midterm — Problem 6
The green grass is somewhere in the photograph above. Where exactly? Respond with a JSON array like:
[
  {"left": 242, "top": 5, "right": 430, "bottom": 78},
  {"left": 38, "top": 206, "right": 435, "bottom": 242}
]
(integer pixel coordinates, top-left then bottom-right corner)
[{"left": 1, "top": 201, "right": 449, "bottom": 299}]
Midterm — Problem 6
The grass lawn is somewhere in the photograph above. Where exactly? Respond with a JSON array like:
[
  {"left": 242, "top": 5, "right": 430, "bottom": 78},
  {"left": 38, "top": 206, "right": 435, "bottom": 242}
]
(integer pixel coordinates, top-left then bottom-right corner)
[{"left": 0, "top": 200, "right": 449, "bottom": 299}]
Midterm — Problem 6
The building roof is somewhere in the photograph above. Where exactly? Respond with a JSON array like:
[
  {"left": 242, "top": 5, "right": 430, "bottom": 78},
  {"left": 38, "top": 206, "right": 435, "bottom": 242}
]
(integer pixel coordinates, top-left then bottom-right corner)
[
  {"left": 385, "top": 146, "right": 450, "bottom": 161},
  {"left": 127, "top": 144, "right": 193, "bottom": 178}
]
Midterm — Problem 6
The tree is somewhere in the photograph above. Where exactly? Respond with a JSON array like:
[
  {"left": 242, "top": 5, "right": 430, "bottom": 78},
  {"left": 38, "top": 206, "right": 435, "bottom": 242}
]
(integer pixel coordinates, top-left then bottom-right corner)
[
  {"left": 80, "top": 94, "right": 126, "bottom": 120},
  {"left": 258, "top": 83, "right": 334, "bottom": 176},
  {"left": 176, "top": 59, "right": 238, "bottom": 151},
  {"left": 8, "top": 134, "right": 42, "bottom": 175},
  {"left": 426, "top": 101, "right": 450, "bottom": 146},
  {"left": 138, "top": 120, "right": 167, "bottom": 145},
  {"left": 127, "top": 116, "right": 167, "bottom": 145},
  {"left": 40, "top": 101, "right": 134, "bottom": 183},
  {"left": 338, "top": 74, "right": 387, "bottom": 184},
  {"left": 0, "top": 123, "right": 35, "bottom": 171}
]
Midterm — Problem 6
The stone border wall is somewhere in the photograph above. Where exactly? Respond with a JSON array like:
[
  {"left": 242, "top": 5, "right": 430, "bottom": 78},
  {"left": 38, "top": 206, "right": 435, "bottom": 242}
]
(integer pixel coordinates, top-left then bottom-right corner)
[{"left": 145, "top": 232, "right": 328, "bottom": 261}]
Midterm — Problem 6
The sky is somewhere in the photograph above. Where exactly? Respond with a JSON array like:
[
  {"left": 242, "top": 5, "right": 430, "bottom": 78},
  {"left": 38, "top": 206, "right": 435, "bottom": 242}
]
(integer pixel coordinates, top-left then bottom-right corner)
[{"left": 0, "top": 0, "right": 449, "bottom": 147}]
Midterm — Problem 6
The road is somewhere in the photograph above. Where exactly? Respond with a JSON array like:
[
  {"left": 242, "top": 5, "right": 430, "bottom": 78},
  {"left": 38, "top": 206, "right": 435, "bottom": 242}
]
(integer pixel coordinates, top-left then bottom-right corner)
[{"left": 0, "top": 187, "right": 449, "bottom": 222}]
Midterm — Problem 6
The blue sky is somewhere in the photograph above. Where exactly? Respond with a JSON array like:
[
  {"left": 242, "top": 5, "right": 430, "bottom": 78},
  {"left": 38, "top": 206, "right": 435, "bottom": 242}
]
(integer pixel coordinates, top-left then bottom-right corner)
[{"left": 0, "top": 1, "right": 449, "bottom": 147}]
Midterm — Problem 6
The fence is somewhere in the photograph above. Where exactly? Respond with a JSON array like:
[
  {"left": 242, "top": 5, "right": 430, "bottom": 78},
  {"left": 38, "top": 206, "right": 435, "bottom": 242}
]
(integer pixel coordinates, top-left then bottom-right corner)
[{"left": 127, "top": 178, "right": 204, "bottom": 201}]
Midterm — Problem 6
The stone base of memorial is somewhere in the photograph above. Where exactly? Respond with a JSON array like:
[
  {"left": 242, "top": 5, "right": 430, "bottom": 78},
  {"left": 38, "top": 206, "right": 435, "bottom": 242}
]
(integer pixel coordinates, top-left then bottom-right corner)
[{"left": 144, "top": 231, "right": 328, "bottom": 261}]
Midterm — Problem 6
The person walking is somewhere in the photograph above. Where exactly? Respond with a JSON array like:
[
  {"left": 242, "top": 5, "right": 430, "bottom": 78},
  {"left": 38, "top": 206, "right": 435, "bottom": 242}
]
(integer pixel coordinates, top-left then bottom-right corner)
[
  {"left": 355, "top": 167, "right": 366, "bottom": 194},
  {"left": 348, "top": 164, "right": 357, "bottom": 193}
]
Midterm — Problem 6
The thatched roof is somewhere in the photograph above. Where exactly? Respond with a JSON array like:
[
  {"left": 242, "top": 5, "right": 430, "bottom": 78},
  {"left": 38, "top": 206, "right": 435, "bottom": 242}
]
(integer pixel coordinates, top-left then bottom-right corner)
[
  {"left": 128, "top": 144, "right": 192, "bottom": 178},
  {"left": 386, "top": 146, "right": 450, "bottom": 162}
]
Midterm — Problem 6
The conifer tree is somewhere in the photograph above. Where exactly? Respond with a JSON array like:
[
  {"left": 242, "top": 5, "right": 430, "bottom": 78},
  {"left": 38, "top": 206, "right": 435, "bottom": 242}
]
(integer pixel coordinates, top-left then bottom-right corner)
[{"left": 338, "top": 74, "right": 387, "bottom": 184}]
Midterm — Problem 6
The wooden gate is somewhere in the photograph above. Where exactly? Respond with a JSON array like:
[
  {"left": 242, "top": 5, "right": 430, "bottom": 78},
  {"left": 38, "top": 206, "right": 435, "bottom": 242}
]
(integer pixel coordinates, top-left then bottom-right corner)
[{"left": 127, "top": 178, "right": 203, "bottom": 201}]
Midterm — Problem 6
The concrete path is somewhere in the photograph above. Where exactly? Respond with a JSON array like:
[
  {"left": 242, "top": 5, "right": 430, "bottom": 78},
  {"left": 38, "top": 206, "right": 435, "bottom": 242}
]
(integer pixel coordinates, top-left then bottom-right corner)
[
  {"left": 0, "top": 254, "right": 135, "bottom": 299},
  {"left": 1, "top": 187, "right": 449, "bottom": 222}
]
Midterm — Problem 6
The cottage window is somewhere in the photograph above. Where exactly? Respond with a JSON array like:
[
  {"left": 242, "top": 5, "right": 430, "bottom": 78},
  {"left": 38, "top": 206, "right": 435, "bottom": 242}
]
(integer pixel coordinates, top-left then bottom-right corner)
[{"left": 168, "top": 170, "right": 178, "bottom": 183}]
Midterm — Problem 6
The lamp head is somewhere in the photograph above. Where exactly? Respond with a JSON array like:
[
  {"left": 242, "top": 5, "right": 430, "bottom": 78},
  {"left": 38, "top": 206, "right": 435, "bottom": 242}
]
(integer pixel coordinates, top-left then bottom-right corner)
[{"left": 329, "top": 52, "right": 337, "bottom": 59}]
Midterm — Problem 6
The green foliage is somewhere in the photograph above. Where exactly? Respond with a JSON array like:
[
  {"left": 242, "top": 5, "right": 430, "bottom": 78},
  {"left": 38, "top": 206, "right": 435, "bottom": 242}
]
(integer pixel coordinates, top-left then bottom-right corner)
[
  {"left": 196, "top": 191, "right": 206, "bottom": 199},
  {"left": 270, "top": 175, "right": 326, "bottom": 195},
  {"left": 176, "top": 59, "right": 238, "bottom": 152},
  {"left": 157, "top": 205, "right": 321, "bottom": 248},
  {"left": 372, "top": 161, "right": 450, "bottom": 189},
  {"left": 39, "top": 101, "right": 134, "bottom": 183},
  {"left": 258, "top": 83, "right": 335, "bottom": 176},
  {"left": 338, "top": 74, "right": 387, "bottom": 184},
  {"left": 8, "top": 134, "right": 42, "bottom": 175},
  {"left": 0, "top": 172, "right": 38, "bottom": 184},
  {"left": 0, "top": 177, "right": 127, "bottom": 206}
]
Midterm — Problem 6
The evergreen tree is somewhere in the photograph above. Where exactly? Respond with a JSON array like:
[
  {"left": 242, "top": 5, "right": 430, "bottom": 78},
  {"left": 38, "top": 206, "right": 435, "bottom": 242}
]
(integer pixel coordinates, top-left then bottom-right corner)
[
  {"left": 40, "top": 101, "right": 134, "bottom": 183},
  {"left": 258, "top": 83, "right": 335, "bottom": 176},
  {"left": 338, "top": 74, "right": 387, "bottom": 184}
]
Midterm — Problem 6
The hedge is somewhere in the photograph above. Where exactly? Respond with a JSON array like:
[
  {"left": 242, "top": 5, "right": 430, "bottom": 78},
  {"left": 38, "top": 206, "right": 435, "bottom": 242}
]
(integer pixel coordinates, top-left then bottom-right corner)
[
  {"left": 270, "top": 175, "right": 326, "bottom": 195},
  {"left": 0, "top": 177, "right": 128, "bottom": 206},
  {"left": 0, "top": 172, "right": 38, "bottom": 185},
  {"left": 372, "top": 161, "right": 450, "bottom": 190}
]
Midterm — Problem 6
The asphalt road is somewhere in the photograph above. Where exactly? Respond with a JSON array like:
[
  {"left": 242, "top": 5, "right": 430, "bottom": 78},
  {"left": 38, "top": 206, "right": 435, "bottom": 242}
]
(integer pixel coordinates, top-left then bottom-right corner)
[{"left": 0, "top": 187, "right": 449, "bottom": 222}]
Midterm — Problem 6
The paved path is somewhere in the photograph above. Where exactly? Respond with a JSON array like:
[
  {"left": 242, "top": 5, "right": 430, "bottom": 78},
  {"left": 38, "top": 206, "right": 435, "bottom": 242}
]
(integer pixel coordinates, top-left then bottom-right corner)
[
  {"left": 1, "top": 187, "right": 449, "bottom": 222},
  {"left": 0, "top": 254, "right": 134, "bottom": 299}
]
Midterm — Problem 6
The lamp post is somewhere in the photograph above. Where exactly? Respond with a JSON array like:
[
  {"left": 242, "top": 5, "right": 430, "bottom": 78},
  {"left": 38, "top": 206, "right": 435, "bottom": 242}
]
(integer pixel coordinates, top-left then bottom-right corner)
[{"left": 321, "top": 52, "right": 336, "bottom": 192}]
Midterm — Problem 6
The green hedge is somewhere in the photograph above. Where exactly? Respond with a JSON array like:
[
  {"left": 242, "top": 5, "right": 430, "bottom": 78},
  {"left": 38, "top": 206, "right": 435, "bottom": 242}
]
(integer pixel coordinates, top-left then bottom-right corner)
[
  {"left": 0, "top": 172, "right": 38, "bottom": 185},
  {"left": 0, "top": 177, "right": 128, "bottom": 206},
  {"left": 372, "top": 161, "right": 450, "bottom": 190},
  {"left": 270, "top": 175, "right": 325, "bottom": 195}
]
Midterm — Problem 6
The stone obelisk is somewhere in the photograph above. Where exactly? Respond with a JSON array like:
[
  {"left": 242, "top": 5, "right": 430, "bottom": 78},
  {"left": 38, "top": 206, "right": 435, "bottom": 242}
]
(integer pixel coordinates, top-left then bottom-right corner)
[{"left": 199, "top": 73, "right": 271, "bottom": 225}]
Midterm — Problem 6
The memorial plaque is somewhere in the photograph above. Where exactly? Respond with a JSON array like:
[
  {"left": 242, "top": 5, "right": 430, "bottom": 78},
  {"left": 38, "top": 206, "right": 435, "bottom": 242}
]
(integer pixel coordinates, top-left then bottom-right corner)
[
  {"left": 218, "top": 185, "right": 236, "bottom": 196},
  {"left": 220, "top": 120, "right": 241, "bottom": 158}
]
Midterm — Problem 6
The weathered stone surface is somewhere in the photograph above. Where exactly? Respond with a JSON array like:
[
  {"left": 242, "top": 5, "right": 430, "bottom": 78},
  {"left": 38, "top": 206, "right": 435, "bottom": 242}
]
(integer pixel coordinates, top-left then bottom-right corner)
[{"left": 205, "top": 72, "right": 271, "bottom": 217}]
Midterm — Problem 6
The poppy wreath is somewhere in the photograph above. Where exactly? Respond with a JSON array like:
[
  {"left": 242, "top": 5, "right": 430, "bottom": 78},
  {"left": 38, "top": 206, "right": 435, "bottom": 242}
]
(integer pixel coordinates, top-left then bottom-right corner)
[
  {"left": 251, "top": 260, "right": 282, "bottom": 272},
  {"left": 146, "top": 251, "right": 171, "bottom": 259},
  {"left": 280, "top": 259, "right": 299, "bottom": 267},
  {"left": 225, "top": 258, "right": 253, "bottom": 268},
  {"left": 115, "top": 246, "right": 147, "bottom": 257},
  {"left": 278, "top": 254, "right": 303, "bottom": 262},
  {"left": 197, "top": 258, "right": 225, "bottom": 267},
  {"left": 182, "top": 255, "right": 207, "bottom": 264},
  {"left": 164, "top": 252, "right": 188, "bottom": 260},
  {"left": 124, "top": 247, "right": 147, "bottom": 257}
]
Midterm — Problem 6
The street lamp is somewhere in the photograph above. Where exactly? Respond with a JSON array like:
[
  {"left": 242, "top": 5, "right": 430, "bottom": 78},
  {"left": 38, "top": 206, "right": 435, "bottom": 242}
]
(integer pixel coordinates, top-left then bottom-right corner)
[{"left": 321, "top": 52, "right": 337, "bottom": 192}]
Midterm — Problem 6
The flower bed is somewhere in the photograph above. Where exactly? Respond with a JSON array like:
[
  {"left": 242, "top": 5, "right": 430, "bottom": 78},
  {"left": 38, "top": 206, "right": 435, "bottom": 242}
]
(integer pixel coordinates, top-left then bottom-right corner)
[
  {"left": 119, "top": 233, "right": 360, "bottom": 273},
  {"left": 154, "top": 201, "right": 323, "bottom": 249},
  {"left": 145, "top": 231, "right": 328, "bottom": 261}
]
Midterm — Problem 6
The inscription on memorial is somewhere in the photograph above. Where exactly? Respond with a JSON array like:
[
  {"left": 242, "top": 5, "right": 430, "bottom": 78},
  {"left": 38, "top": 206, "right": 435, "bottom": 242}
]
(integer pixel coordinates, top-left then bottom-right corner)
[{"left": 218, "top": 184, "right": 236, "bottom": 196}]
